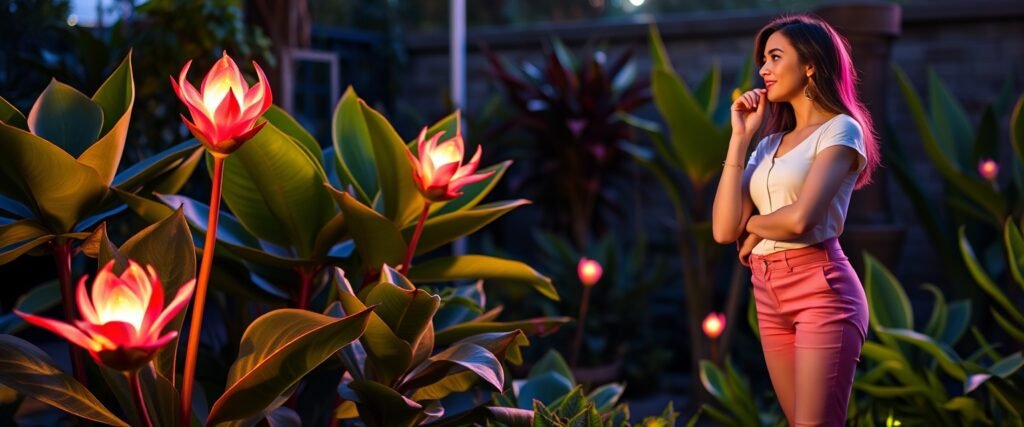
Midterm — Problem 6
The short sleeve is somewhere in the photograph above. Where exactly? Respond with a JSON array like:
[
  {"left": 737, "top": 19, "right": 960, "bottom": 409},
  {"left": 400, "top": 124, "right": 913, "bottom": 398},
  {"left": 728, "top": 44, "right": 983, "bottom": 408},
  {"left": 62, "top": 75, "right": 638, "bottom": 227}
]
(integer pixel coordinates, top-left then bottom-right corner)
[
  {"left": 746, "top": 134, "right": 774, "bottom": 169},
  {"left": 816, "top": 115, "right": 867, "bottom": 173}
]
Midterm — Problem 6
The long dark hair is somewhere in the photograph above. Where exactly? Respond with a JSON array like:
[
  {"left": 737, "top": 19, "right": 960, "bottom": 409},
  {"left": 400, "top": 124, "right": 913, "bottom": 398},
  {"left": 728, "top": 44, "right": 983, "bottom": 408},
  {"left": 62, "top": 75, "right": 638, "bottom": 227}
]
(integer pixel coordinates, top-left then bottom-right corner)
[{"left": 754, "top": 14, "right": 879, "bottom": 189}]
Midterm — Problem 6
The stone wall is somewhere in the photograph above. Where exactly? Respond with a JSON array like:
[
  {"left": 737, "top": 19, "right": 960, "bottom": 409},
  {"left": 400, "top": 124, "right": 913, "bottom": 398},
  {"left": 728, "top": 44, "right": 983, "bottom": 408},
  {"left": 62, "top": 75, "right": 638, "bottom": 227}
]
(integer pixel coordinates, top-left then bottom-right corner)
[{"left": 398, "top": 1, "right": 1024, "bottom": 286}]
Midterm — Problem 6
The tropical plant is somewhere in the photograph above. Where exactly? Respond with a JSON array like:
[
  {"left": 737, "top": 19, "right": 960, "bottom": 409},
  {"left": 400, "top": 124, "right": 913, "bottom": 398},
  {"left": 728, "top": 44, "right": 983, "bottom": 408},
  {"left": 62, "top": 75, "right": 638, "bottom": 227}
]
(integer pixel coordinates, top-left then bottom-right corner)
[
  {"left": 530, "top": 230, "right": 670, "bottom": 389},
  {"left": 486, "top": 350, "right": 680, "bottom": 426},
  {"left": 482, "top": 37, "right": 650, "bottom": 247},
  {"left": 886, "top": 66, "right": 1023, "bottom": 289},
  {"left": 621, "top": 24, "right": 756, "bottom": 394},
  {"left": 0, "top": 53, "right": 202, "bottom": 387},
  {"left": 852, "top": 253, "right": 1023, "bottom": 425},
  {"left": 698, "top": 252, "right": 1024, "bottom": 426},
  {"left": 960, "top": 219, "right": 1024, "bottom": 345}
]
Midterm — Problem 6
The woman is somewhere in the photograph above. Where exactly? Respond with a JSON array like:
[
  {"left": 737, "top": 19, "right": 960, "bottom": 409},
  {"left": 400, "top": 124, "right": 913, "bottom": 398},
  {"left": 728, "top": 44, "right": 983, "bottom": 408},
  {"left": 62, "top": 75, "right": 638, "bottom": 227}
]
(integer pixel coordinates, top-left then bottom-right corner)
[{"left": 711, "top": 14, "right": 880, "bottom": 426}]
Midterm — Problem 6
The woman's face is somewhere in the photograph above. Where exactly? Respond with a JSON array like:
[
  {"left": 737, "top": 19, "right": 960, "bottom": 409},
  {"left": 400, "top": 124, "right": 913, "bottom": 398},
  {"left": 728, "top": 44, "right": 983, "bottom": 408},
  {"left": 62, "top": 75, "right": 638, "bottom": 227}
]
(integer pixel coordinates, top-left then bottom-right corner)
[{"left": 759, "top": 32, "right": 812, "bottom": 103}]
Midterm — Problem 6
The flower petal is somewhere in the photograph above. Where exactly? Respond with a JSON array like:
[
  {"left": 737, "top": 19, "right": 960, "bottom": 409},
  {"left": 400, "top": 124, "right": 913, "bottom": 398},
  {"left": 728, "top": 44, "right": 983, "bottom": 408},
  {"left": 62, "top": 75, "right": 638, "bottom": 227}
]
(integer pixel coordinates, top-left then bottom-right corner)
[
  {"left": 76, "top": 275, "right": 100, "bottom": 325},
  {"left": 202, "top": 53, "right": 246, "bottom": 109},
  {"left": 148, "top": 278, "right": 196, "bottom": 339},
  {"left": 16, "top": 311, "right": 100, "bottom": 352}
]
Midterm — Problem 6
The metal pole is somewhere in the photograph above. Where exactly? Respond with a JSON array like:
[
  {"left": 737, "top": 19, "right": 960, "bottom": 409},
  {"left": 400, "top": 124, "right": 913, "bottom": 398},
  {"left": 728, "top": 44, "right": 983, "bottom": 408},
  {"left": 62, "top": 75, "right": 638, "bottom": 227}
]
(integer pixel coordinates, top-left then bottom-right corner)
[{"left": 451, "top": 0, "right": 468, "bottom": 256}]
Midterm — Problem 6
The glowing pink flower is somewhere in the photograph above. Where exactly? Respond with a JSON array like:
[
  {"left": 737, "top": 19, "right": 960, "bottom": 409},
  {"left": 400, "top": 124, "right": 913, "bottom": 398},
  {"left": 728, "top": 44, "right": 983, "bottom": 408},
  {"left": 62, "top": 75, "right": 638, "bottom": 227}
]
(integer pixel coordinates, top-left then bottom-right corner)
[
  {"left": 406, "top": 128, "right": 494, "bottom": 202},
  {"left": 702, "top": 312, "right": 726, "bottom": 340},
  {"left": 171, "top": 52, "right": 272, "bottom": 155},
  {"left": 978, "top": 159, "right": 998, "bottom": 182},
  {"left": 17, "top": 260, "right": 195, "bottom": 371},
  {"left": 577, "top": 258, "right": 603, "bottom": 287}
]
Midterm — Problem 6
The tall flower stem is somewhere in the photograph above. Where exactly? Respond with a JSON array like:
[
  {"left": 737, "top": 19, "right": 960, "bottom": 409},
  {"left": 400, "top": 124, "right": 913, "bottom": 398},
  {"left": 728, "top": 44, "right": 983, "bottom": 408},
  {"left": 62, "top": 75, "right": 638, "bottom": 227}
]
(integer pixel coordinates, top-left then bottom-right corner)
[
  {"left": 570, "top": 285, "right": 592, "bottom": 368},
  {"left": 400, "top": 201, "right": 431, "bottom": 274},
  {"left": 129, "top": 370, "right": 155, "bottom": 427},
  {"left": 52, "top": 239, "right": 87, "bottom": 387},
  {"left": 180, "top": 154, "right": 225, "bottom": 426}
]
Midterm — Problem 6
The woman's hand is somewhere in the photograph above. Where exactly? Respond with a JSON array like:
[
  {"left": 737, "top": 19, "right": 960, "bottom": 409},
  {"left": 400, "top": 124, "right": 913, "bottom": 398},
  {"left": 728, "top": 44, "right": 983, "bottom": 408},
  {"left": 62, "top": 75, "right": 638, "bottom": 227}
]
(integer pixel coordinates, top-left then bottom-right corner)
[
  {"left": 737, "top": 231, "right": 764, "bottom": 267},
  {"left": 731, "top": 88, "right": 767, "bottom": 139}
]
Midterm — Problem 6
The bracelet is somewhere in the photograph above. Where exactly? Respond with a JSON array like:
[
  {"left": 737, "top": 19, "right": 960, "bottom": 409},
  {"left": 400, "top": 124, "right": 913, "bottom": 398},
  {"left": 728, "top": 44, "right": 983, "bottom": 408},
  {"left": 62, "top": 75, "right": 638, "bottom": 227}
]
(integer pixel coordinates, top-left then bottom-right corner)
[{"left": 722, "top": 161, "right": 744, "bottom": 168}]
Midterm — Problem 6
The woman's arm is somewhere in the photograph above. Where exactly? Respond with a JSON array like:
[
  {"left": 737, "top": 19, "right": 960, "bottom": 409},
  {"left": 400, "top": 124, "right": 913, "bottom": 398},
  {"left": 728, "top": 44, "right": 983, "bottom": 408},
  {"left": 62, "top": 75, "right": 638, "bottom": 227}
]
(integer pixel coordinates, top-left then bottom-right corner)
[
  {"left": 745, "top": 145, "right": 858, "bottom": 240},
  {"left": 712, "top": 133, "right": 757, "bottom": 244},
  {"left": 714, "top": 88, "right": 766, "bottom": 244}
]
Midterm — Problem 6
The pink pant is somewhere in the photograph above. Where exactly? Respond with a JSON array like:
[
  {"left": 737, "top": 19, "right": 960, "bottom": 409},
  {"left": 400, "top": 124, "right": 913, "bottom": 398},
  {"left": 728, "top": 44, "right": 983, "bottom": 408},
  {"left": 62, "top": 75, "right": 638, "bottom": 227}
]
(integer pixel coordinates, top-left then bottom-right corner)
[{"left": 747, "top": 237, "right": 868, "bottom": 427}]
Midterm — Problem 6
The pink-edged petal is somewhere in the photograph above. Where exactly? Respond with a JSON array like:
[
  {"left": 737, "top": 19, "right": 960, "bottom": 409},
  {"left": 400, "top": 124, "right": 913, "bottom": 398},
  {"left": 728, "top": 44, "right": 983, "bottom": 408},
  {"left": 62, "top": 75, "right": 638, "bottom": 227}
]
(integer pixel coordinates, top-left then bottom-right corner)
[
  {"left": 429, "top": 161, "right": 460, "bottom": 188},
  {"left": 449, "top": 170, "right": 495, "bottom": 193},
  {"left": 84, "top": 321, "right": 139, "bottom": 347},
  {"left": 252, "top": 60, "right": 273, "bottom": 110},
  {"left": 147, "top": 279, "right": 196, "bottom": 338},
  {"left": 16, "top": 311, "right": 100, "bottom": 352},
  {"left": 74, "top": 320, "right": 118, "bottom": 350},
  {"left": 181, "top": 115, "right": 217, "bottom": 150},
  {"left": 139, "top": 266, "right": 165, "bottom": 337},
  {"left": 232, "top": 120, "right": 267, "bottom": 144},
  {"left": 202, "top": 53, "right": 246, "bottom": 108},
  {"left": 135, "top": 331, "right": 178, "bottom": 352},
  {"left": 121, "top": 261, "right": 153, "bottom": 302},
  {"left": 452, "top": 145, "right": 483, "bottom": 180},
  {"left": 421, "top": 131, "right": 445, "bottom": 172},
  {"left": 212, "top": 89, "right": 243, "bottom": 138},
  {"left": 76, "top": 275, "right": 100, "bottom": 325},
  {"left": 90, "top": 266, "right": 123, "bottom": 315}
]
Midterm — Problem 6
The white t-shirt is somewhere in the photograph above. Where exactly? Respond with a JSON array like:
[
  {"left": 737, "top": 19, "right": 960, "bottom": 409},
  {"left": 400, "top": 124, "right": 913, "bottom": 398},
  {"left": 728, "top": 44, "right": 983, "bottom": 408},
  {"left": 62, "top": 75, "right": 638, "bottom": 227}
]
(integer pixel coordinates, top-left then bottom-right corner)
[{"left": 746, "top": 113, "right": 867, "bottom": 255}]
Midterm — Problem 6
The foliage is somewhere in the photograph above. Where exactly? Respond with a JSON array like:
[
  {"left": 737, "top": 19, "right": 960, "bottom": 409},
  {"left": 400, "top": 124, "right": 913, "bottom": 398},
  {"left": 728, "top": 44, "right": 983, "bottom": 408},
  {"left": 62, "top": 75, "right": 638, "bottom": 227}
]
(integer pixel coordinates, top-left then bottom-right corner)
[
  {"left": 482, "top": 37, "right": 650, "bottom": 246},
  {"left": 487, "top": 350, "right": 679, "bottom": 426}
]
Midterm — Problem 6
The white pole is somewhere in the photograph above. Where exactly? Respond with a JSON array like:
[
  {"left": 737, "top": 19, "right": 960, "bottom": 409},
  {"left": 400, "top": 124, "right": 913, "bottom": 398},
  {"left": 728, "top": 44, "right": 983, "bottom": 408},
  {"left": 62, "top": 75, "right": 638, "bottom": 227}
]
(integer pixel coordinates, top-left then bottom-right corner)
[
  {"left": 451, "top": 0, "right": 468, "bottom": 256},
  {"left": 451, "top": 0, "right": 466, "bottom": 111}
]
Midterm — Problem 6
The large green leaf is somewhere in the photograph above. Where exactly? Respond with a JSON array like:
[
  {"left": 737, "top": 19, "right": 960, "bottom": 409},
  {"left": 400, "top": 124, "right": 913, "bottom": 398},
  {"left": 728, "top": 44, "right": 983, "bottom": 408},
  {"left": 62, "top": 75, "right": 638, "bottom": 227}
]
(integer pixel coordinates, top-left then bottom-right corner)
[
  {"left": 397, "top": 342, "right": 504, "bottom": 394},
  {"left": 213, "top": 121, "right": 334, "bottom": 257},
  {"left": 80, "top": 53, "right": 134, "bottom": 186},
  {"left": 263, "top": 105, "right": 322, "bottom": 168},
  {"left": 877, "top": 327, "right": 966, "bottom": 380},
  {"left": 333, "top": 87, "right": 379, "bottom": 204},
  {"left": 0, "top": 219, "right": 49, "bottom": 250},
  {"left": 928, "top": 70, "right": 974, "bottom": 170},
  {"left": 0, "top": 335, "right": 128, "bottom": 426},
  {"left": 1011, "top": 94, "right": 1024, "bottom": 164},
  {"left": 359, "top": 100, "right": 425, "bottom": 226},
  {"left": 863, "top": 253, "right": 914, "bottom": 331},
  {"left": 206, "top": 308, "right": 373, "bottom": 425},
  {"left": 516, "top": 372, "right": 573, "bottom": 410},
  {"left": 113, "top": 139, "right": 201, "bottom": 191},
  {"left": 0, "top": 96, "right": 27, "bottom": 129},
  {"left": 893, "top": 65, "right": 1005, "bottom": 218},
  {"left": 407, "top": 255, "right": 558, "bottom": 301},
  {"left": 347, "top": 379, "right": 426, "bottom": 427},
  {"left": 959, "top": 227, "right": 1024, "bottom": 325},
  {"left": 652, "top": 69, "right": 725, "bottom": 186},
  {"left": 524, "top": 351, "right": 573, "bottom": 396},
  {"left": 157, "top": 194, "right": 318, "bottom": 269},
  {"left": 337, "top": 285, "right": 412, "bottom": 386},
  {"left": 116, "top": 208, "right": 196, "bottom": 380},
  {"left": 434, "top": 316, "right": 570, "bottom": 346},
  {"left": 1004, "top": 219, "right": 1024, "bottom": 294},
  {"left": 0, "top": 122, "right": 108, "bottom": 232},
  {"left": 404, "top": 199, "right": 528, "bottom": 256},
  {"left": 329, "top": 188, "right": 405, "bottom": 270},
  {"left": 26, "top": 80, "right": 103, "bottom": 159},
  {"left": 363, "top": 273, "right": 439, "bottom": 345}
]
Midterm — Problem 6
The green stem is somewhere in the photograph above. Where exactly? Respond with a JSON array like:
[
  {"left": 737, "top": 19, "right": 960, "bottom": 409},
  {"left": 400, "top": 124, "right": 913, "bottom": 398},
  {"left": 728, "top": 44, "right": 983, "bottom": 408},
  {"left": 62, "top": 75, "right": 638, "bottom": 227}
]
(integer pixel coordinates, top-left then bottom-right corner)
[
  {"left": 180, "top": 154, "right": 225, "bottom": 427},
  {"left": 129, "top": 370, "right": 154, "bottom": 427},
  {"left": 53, "top": 239, "right": 88, "bottom": 388},
  {"left": 400, "top": 201, "right": 431, "bottom": 274},
  {"left": 570, "top": 285, "right": 592, "bottom": 368}
]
